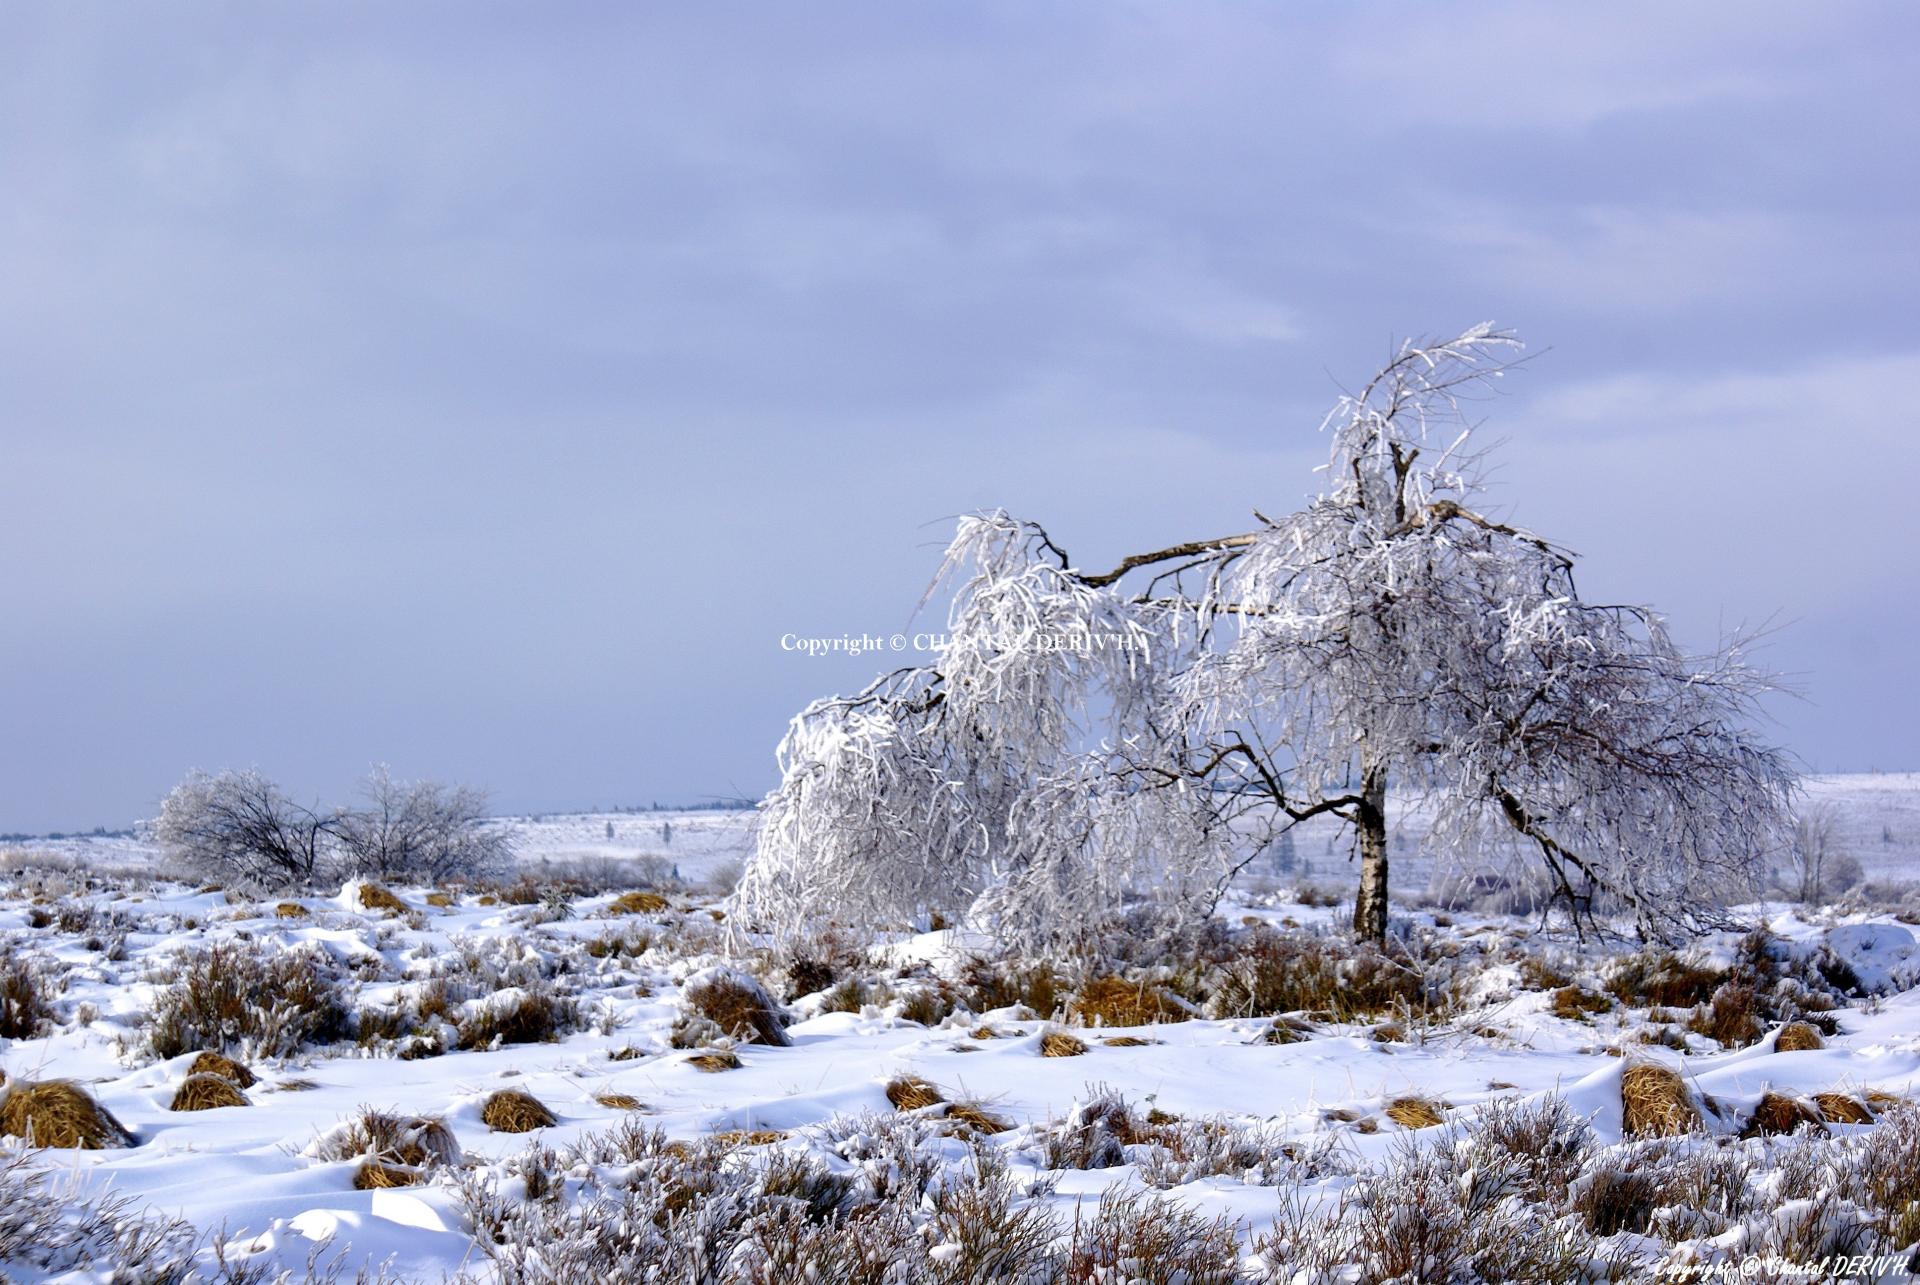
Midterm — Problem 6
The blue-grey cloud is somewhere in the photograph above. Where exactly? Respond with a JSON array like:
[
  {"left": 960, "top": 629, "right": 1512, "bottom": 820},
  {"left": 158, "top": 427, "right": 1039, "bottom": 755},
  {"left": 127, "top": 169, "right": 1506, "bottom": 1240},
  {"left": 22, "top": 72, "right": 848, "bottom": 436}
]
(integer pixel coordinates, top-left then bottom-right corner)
[{"left": 2, "top": 2, "right": 1915, "bottom": 830}]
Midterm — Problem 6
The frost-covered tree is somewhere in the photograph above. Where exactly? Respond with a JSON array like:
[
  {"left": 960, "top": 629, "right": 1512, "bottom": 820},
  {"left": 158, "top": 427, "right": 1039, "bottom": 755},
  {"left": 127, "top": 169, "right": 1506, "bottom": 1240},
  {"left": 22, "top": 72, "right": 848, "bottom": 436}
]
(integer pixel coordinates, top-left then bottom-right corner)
[
  {"left": 335, "top": 766, "right": 511, "bottom": 883},
  {"left": 153, "top": 769, "right": 340, "bottom": 890},
  {"left": 735, "top": 328, "right": 1794, "bottom": 949}
]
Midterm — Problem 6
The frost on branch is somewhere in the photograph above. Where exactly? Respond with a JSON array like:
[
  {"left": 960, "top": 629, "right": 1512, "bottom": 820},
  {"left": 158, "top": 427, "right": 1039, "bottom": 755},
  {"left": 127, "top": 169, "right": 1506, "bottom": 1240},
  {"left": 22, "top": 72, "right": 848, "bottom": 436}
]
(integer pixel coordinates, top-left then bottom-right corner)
[{"left": 737, "top": 327, "right": 1795, "bottom": 949}]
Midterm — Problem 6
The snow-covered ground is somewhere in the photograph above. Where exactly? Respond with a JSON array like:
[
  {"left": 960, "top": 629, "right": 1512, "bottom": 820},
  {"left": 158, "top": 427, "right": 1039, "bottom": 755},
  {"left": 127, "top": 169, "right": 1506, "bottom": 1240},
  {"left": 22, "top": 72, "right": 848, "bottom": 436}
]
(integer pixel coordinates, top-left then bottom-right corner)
[{"left": 1, "top": 776, "right": 1918, "bottom": 1280}]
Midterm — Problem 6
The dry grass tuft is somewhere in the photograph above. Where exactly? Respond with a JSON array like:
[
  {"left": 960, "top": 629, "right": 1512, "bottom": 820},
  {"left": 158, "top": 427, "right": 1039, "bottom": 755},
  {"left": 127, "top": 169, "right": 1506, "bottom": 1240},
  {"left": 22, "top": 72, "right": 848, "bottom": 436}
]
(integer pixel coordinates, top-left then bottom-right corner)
[
  {"left": 169, "top": 1073, "right": 249, "bottom": 1112},
  {"left": 480, "top": 1088, "right": 557, "bottom": 1133},
  {"left": 681, "top": 968, "right": 790, "bottom": 1047},
  {"left": 1383, "top": 1096, "right": 1446, "bottom": 1129},
  {"left": 884, "top": 1075, "right": 945, "bottom": 1111},
  {"left": 357, "top": 882, "right": 410, "bottom": 914},
  {"left": 607, "top": 1046, "right": 648, "bottom": 1062},
  {"left": 316, "top": 1109, "right": 461, "bottom": 1176},
  {"left": 945, "top": 1099, "right": 1012, "bottom": 1134},
  {"left": 1815, "top": 1091, "right": 1873, "bottom": 1124},
  {"left": 1068, "top": 977, "right": 1192, "bottom": 1028},
  {"left": 1865, "top": 1090, "right": 1907, "bottom": 1112},
  {"left": 1040, "top": 1029, "right": 1088, "bottom": 1058},
  {"left": 969, "top": 1025, "right": 1003, "bottom": 1040},
  {"left": 275, "top": 1078, "right": 321, "bottom": 1092},
  {"left": 424, "top": 891, "right": 455, "bottom": 908},
  {"left": 274, "top": 902, "right": 309, "bottom": 919},
  {"left": 687, "top": 1049, "right": 741, "bottom": 1073},
  {"left": 187, "top": 1050, "right": 257, "bottom": 1089},
  {"left": 1550, "top": 986, "right": 1613, "bottom": 1021},
  {"left": 1742, "top": 1091, "right": 1825, "bottom": 1137},
  {"left": 0, "top": 1079, "right": 135, "bottom": 1149},
  {"left": 608, "top": 891, "right": 669, "bottom": 915},
  {"left": 1620, "top": 1061, "right": 1700, "bottom": 1137},
  {"left": 711, "top": 1128, "right": 783, "bottom": 1147},
  {"left": 1774, "top": 1021, "right": 1825, "bottom": 1052},
  {"left": 594, "top": 1092, "right": 644, "bottom": 1110},
  {"left": 353, "top": 1159, "right": 419, "bottom": 1189},
  {"left": 1101, "top": 1036, "right": 1156, "bottom": 1047}
]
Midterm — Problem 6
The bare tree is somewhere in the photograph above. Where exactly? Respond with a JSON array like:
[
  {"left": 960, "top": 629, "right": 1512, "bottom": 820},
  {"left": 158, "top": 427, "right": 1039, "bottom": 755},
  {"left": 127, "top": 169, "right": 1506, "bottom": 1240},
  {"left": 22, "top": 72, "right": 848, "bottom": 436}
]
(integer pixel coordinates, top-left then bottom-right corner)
[
  {"left": 1787, "top": 803, "right": 1862, "bottom": 904},
  {"left": 152, "top": 769, "right": 340, "bottom": 890},
  {"left": 335, "top": 766, "right": 511, "bottom": 883},
  {"left": 734, "top": 327, "right": 1795, "bottom": 950}
]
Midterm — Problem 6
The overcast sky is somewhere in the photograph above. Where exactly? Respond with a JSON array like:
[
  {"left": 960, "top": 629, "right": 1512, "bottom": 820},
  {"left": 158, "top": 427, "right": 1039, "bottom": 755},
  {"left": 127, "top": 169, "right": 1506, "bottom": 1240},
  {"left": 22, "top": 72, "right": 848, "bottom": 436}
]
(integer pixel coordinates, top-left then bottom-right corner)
[{"left": 3, "top": 3, "right": 1916, "bottom": 832}]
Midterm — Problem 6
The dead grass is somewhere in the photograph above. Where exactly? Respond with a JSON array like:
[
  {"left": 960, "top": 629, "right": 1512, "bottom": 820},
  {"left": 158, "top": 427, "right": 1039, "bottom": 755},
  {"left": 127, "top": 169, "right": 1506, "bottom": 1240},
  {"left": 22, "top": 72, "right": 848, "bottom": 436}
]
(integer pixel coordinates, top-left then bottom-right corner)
[
  {"left": 274, "top": 902, "right": 308, "bottom": 919},
  {"left": 275, "top": 1078, "right": 321, "bottom": 1092},
  {"left": 1068, "top": 976, "right": 1192, "bottom": 1027},
  {"left": 187, "top": 1050, "right": 257, "bottom": 1089},
  {"left": 1605, "top": 952, "right": 1726, "bottom": 1009},
  {"left": 1040, "top": 1029, "right": 1088, "bottom": 1058},
  {"left": 480, "top": 1088, "right": 557, "bottom": 1133},
  {"left": 1621, "top": 1061, "right": 1701, "bottom": 1137},
  {"left": 1687, "top": 983, "right": 1765, "bottom": 1048},
  {"left": 681, "top": 968, "right": 790, "bottom": 1047},
  {"left": 1101, "top": 1036, "right": 1156, "bottom": 1047},
  {"left": 687, "top": 1049, "right": 741, "bottom": 1073},
  {"left": 424, "top": 892, "right": 455, "bottom": 908},
  {"left": 1550, "top": 986, "right": 1613, "bottom": 1021},
  {"left": 168, "top": 1073, "right": 249, "bottom": 1112},
  {"left": 1815, "top": 1092, "right": 1873, "bottom": 1124},
  {"left": 710, "top": 1128, "right": 783, "bottom": 1147},
  {"left": 607, "top": 1046, "right": 648, "bottom": 1062},
  {"left": 353, "top": 1159, "right": 419, "bottom": 1189},
  {"left": 608, "top": 891, "right": 669, "bottom": 915},
  {"left": 969, "top": 1025, "right": 1003, "bottom": 1040},
  {"left": 1865, "top": 1090, "right": 1907, "bottom": 1112},
  {"left": 357, "top": 882, "right": 411, "bottom": 914},
  {"left": 317, "top": 1108, "right": 461, "bottom": 1174},
  {"left": 594, "top": 1092, "right": 644, "bottom": 1110},
  {"left": 0, "top": 1079, "right": 135, "bottom": 1149},
  {"left": 1741, "top": 1091, "right": 1825, "bottom": 1137},
  {"left": 1774, "top": 1021, "right": 1825, "bottom": 1052},
  {"left": 1383, "top": 1096, "right": 1446, "bottom": 1129},
  {"left": 945, "top": 1100, "right": 1012, "bottom": 1134},
  {"left": 885, "top": 1075, "right": 945, "bottom": 1111}
]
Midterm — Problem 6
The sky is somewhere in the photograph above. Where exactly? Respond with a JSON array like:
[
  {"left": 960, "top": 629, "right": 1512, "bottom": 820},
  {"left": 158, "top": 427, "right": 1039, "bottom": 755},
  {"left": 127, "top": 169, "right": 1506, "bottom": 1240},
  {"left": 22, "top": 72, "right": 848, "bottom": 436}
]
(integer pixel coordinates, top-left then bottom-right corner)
[{"left": 2, "top": 3, "right": 1917, "bottom": 832}]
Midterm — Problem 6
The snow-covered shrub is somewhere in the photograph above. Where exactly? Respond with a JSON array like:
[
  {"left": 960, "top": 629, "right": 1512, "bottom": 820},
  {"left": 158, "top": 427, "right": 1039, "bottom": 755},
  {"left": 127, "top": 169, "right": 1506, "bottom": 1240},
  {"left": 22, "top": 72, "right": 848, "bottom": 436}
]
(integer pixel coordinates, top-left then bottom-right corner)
[
  {"left": 334, "top": 767, "right": 511, "bottom": 883},
  {"left": 0, "top": 945, "right": 55, "bottom": 1040},
  {"left": 143, "top": 941, "right": 351, "bottom": 1061},
  {"left": 1063, "top": 1184, "right": 1240, "bottom": 1285}
]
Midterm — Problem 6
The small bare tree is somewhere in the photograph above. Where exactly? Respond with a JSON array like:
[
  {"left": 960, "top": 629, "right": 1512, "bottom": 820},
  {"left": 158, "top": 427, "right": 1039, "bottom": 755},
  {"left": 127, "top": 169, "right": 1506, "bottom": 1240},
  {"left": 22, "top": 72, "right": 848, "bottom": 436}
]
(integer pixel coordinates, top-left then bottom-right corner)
[
  {"left": 152, "top": 769, "right": 340, "bottom": 890},
  {"left": 735, "top": 327, "right": 1795, "bottom": 950},
  {"left": 1787, "top": 803, "right": 1862, "bottom": 904},
  {"left": 335, "top": 766, "right": 511, "bottom": 883}
]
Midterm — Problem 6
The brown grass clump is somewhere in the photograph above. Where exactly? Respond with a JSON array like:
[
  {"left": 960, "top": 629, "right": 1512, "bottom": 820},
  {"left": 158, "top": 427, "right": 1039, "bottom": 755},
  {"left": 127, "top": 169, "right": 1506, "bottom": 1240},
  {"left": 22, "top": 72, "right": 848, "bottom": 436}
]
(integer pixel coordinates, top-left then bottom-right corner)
[
  {"left": 0, "top": 1079, "right": 135, "bottom": 1149},
  {"left": 1101, "top": 1036, "right": 1156, "bottom": 1047},
  {"left": 1550, "top": 986, "right": 1613, "bottom": 1021},
  {"left": 594, "top": 1092, "right": 644, "bottom": 1110},
  {"left": 1815, "top": 1092, "right": 1873, "bottom": 1124},
  {"left": 608, "top": 891, "right": 669, "bottom": 915},
  {"left": 317, "top": 1109, "right": 461, "bottom": 1175},
  {"left": 945, "top": 1099, "right": 1012, "bottom": 1134},
  {"left": 1621, "top": 1061, "right": 1701, "bottom": 1137},
  {"left": 711, "top": 1128, "right": 783, "bottom": 1147},
  {"left": 188, "top": 1050, "right": 257, "bottom": 1089},
  {"left": 1384, "top": 1096, "right": 1446, "bottom": 1129},
  {"left": 970, "top": 1025, "right": 1002, "bottom": 1040},
  {"left": 424, "top": 892, "right": 455, "bottom": 908},
  {"left": 681, "top": 968, "right": 790, "bottom": 1047},
  {"left": 608, "top": 1046, "right": 648, "bottom": 1062},
  {"left": 169, "top": 1073, "right": 249, "bottom": 1112},
  {"left": 885, "top": 1075, "right": 945, "bottom": 1111},
  {"left": 1605, "top": 952, "right": 1725, "bottom": 1009},
  {"left": 357, "top": 882, "right": 410, "bottom": 914},
  {"left": 353, "top": 1160, "right": 419, "bottom": 1189},
  {"left": 687, "top": 1050, "right": 741, "bottom": 1073},
  {"left": 1774, "top": 1021, "right": 1825, "bottom": 1052},
  {"left": 1040, "top": 1030, "right": 1088, "bottom": 1058},
  {"left": 480, "top": 1088, "right": 557, "bottom": 1133},
  {"left": 1687, "top": 983, "right": 1765, "bottom": 1049},
  {"left": 275, "top": 1078, "right": 320, "bottom": 1092},
  {"left": 1866, "top": 1090, "right": 1907, "bottom": 1112},
  {"left": 274, "top": 902, "right": 308, "bottom": 919},
  {"left": 1068, "top": 977, "right": 1192, "bottom": 1028},
  {"left": 1742, "top": 1091, "right": 1825, "bottom": 1138}
]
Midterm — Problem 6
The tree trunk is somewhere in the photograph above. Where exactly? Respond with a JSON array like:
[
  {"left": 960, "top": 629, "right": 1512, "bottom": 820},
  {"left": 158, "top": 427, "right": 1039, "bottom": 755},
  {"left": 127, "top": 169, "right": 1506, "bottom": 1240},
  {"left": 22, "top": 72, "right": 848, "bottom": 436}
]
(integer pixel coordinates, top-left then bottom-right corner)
[{"left": 1352, "top": 761, "right": 1389, "bottom": 942}]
